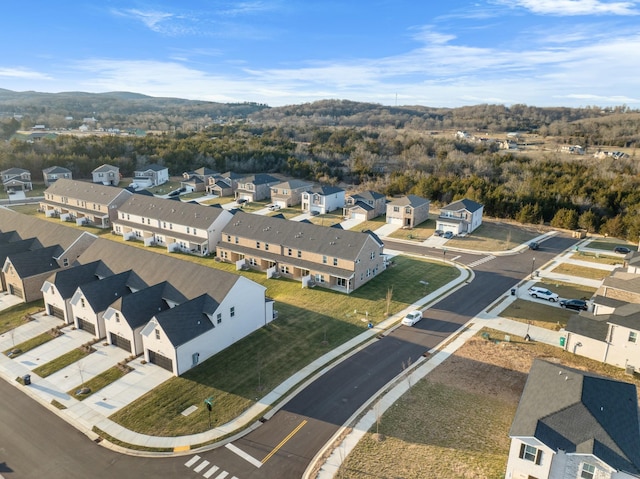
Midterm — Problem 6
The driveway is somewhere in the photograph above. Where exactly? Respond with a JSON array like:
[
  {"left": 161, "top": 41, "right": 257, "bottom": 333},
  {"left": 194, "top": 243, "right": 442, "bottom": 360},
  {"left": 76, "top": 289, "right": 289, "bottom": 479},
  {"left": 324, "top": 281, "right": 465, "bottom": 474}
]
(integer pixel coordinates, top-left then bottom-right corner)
[
  {"left": 339, "top": 217, "right": 365, "bottom": 230},
  {"left": 372, "top": 222, "right": 399, "bottom": 238},
  {"left": 17, "top": 327, "right": 94, "bottom": 371},
  {"left": 0, "top": 312, "right": 61, "bottom": 352}
]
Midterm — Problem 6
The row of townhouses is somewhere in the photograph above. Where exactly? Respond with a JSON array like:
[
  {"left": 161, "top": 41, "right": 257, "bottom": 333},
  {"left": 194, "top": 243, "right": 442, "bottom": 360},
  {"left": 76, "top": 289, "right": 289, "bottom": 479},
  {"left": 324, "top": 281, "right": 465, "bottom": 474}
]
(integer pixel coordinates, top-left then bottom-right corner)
[{"left": 0, "top": 208, "right": 273, "bottom": 376}]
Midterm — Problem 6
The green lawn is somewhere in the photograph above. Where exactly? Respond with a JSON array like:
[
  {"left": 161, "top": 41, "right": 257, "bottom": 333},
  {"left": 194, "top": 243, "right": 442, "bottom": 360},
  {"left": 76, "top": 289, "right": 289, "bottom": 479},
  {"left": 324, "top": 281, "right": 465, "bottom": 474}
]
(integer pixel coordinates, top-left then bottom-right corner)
[
  {"left": 570, "top": 251, "right": 624, "bottom": 265},
  {"left": 306, "top": 211, "right": 343, "bottom": 227},
  {"left": 32, "top": 347, "right": 92, "bottom": 378},
  {"left": 4, "top": 331, "right": 57, "bottom": 357},
  {"left": 588, "top": 239, "right": 635, "bottom": 251},
  {"left": 110, "top": 255, "right": 460, "bottom": 437},
  {"left": 69, "top": 365, "right": 129, "bottom": 400},
  {"left": 0, "top": 301, "right": 43, "bottom": 335},
  {"left": 537, "top": 280, "right": 597, "bottom": 299},
  {"left": 446, "top": 221, "right": 541, "bottom": 251},
  {"left": 388, "top": 216, "right": 435, "bottom": 241},
  {"left": 500, "top": 299, "right": 574, "bottom": 330},
  {"left": 349, "top": 216, "right": 386, "bottom": 233}
]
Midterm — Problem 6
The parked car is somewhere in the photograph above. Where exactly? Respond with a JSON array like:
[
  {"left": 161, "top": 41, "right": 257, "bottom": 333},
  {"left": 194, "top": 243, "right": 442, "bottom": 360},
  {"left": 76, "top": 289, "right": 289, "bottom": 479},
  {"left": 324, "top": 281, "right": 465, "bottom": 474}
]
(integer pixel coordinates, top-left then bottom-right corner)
[
  {"left": 528, "top": 286, "right": 559, "bottom": 302},
  {"left": 443, "top": 231, "right": 454, "bottom": 239},
  {"left": 528, "top": 241, "right": 539, "bottom": 250},
  {"left": 268, "top": 204, "right": 281, "bottom": 211},
  {"left": 559, "top": 299, "right": 588, "bottom": 311},
  {"left": 402, "top": 310, "right": 423, "bottom": 326},
  {"left": 309, "top": 210, "right": 320, "bottom": 216},
  {"left": 434, "top": 230, "right": 444, "bottom": 237},
  {"left": 614, "top": 246, "right": 632, "bottom": 254},
  {"left": 237, "top": 198, "right": 248, "bottom": 204}
]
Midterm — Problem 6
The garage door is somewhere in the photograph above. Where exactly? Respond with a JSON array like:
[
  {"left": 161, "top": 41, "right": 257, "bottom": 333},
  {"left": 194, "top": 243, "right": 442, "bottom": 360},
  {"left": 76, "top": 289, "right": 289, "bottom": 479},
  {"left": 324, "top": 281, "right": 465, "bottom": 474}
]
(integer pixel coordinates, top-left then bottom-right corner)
[
  {"left": 47, "top": 304, "right": 65, "bottom": 320},
  {"left": 110, "top": 333, "right": 131, "bottom": 352},
  {"left": 148, "top": 350, "right": 173, "bottom": 372},
  {"left": 8, "top": 284, "right": 23, "bottom": 299},
  {"left": 77, "top": 318, "right": 96, "bottom": 336}
]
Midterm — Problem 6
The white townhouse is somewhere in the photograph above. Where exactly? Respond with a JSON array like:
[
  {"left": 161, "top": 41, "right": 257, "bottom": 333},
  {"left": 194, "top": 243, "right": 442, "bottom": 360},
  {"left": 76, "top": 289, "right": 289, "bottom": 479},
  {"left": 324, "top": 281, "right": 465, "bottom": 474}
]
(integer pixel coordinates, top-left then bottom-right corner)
[
  {"left": 112, "top": 194, "right": 234, "bottom": 256},
  {"left": 301, "top": 186, "right": 345, "bottom": 215}
]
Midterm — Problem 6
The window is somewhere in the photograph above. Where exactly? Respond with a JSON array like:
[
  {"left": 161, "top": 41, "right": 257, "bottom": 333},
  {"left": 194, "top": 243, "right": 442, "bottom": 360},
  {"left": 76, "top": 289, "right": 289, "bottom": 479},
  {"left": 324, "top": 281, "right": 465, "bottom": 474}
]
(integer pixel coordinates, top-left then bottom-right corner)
[
  {"left": 186, "top": 227, "right": 190, "bottom": 234},
  {"left": 581, "top": 463, "right": 595, "bottom": 479},
  {"left": 249, "top": 258, "right": 257, "bottom": 266},
  {"left": 333, "top": 258, "right": 338, "bottom": 266},
  {"left": 280, "top": 265, "right": 289, "bottom": 274},
  {"left": 370, "top": 251, "right": 375, "bottom": 260},
  {"left": 630, "top": 331, "right": 637, "bottom": 343},
  {"left": 288, "top": 248, "right": 292, "bottom": 256},
  {"left": 256, "top": 241, "right": 261, "bottom": 249},
  {"left": 230, "top": 307, "right": 235, "bottom": 318},
  {"left": 235, "top": 236, "right": 239, "bottom": 244},
  {"left": 192, "top": 352, "right": 199, "bottom": 366},
  {"left": 80, "top": 298, "right": 85, "bottom": 308},
  {"left": 155, "top": 329, "right": 160, "bottom": 340},
  {"left": 297, "top": 250, "right": 302, "bottom": 258},
  {"left": 226, "top": 235, "right": 231, "bottom": 242},
  {"left": 393, "top": 206, "right": 399, "bottom": 212},
  {"left": 115, "top": 312, "right": 120, "bottom": 322},
  {"left": 217, "top": 313, "right": 222, "bottom": 324},
  {"left": 63, "top": 258, "right": 69, "bottom": 267},
  {"left": 519, "top": 444, "right": 541, "bottom": 464},
  {"left": 322, "top": 255, "right": 327, "bottom": 264},
  {"left": 193, "top": 229, "right": 197, "bottom": 235},
  {"left": 265, "top": 243, "right": 269, "bottom": 251}
]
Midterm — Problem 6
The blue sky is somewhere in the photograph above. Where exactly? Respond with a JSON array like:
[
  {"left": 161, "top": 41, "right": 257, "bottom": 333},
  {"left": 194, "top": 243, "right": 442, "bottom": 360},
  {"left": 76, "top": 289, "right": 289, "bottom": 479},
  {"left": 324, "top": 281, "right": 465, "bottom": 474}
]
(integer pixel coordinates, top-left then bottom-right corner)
[{"left": 1, "top": 1, "right": 639, "bottom": 108}]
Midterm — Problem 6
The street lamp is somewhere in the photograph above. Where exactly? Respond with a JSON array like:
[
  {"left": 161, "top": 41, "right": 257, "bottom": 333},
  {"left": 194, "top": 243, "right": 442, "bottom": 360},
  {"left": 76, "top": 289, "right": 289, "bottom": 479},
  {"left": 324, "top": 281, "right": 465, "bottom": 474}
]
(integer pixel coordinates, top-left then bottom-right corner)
[{"left": 531, "top": 257, "right": 536, "bottom": 278}]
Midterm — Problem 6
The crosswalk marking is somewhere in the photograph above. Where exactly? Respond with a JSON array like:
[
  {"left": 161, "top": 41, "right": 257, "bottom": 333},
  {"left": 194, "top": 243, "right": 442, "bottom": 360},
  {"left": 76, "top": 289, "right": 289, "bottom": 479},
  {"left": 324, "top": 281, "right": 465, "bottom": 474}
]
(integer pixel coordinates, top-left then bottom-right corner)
[
  {"left": 214, "top": 472, "right": 229, "bottom": 479},
  {"left": 202, "top": 466, "right": 219, "bottom": 478},
  {"left": 185, "top": 455, "right": 201, "bottom": 467},
  {"left": 468, "top": 255, "right": 496, "bottom": 268},
  {"left": 194, "top": 460, "right": 210, "bottom": 473}
]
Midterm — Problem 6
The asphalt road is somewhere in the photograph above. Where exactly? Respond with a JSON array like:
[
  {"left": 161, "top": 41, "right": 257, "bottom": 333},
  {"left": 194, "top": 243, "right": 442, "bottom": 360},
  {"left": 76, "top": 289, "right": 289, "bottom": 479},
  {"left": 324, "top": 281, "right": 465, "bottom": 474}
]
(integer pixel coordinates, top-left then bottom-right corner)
[{"left": 0, "top": 234, "right": 578, "bottom": 479}]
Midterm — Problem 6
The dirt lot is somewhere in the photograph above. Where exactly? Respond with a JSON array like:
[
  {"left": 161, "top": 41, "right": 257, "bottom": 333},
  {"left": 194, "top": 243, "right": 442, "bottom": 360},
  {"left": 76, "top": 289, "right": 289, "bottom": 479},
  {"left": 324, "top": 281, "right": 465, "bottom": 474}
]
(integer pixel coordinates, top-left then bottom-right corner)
[{"left": 337, "top": 329, "right": 640, "bottom": 479}]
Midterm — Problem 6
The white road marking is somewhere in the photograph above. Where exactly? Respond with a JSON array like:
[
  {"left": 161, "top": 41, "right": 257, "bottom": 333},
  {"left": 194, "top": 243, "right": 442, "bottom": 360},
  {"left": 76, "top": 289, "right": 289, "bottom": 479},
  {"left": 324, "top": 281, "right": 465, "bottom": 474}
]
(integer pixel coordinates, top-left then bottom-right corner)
[
  {"left": 185, "top": 455, "right": 201, "bottom": 467},
  {"left": 202, "top": 465, "right": 219, "bottom": 478},
  {"left": 225, "top": 443, "right": 263, "bottom": 468},
  {"left": 194, "top": 460, "right": 210, "bottom": 473},
  {"left": 468, "top": 255, "right": 496, "bottom": 268},
  {"left": 213, "top": 471, "right": 229, "bottom": 479}
]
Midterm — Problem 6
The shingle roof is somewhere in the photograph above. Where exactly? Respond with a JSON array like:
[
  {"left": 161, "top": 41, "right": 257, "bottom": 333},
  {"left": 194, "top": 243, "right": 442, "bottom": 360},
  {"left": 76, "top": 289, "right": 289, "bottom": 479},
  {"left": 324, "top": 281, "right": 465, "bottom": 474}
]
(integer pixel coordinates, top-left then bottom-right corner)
[
  {"left": 592, "top": 294, "right": 627, "bottom": 308},
  {"left": 8, "top": 245, "right": 64, "bottom": 277},
  {"left": 76, "top": 238, "right": 244, "bottom": 302},
  {"left": 91, "top": 164, "right": 119, "bottom": 173},
  {"left": 0, "top": 230, "right": 21, "bottom": 244},
  {"left": 188, "top": 167, "right": 217, "bottom": 177},
  {"left": 510, "top": 359, "right": 640, "bottom": 474},
  {"left": 349, "top": 190, "right": 385, "bottom": 202},
  {"left": 565, "top": 313, "right": 609, "bottom": 340},
  {"left": 388, "top": 195, "right": 429, "bottom": 208},
  {"left": 304, "top": 186, "right": 344, "bottom": 196},
  {"left": 77, "top": 270, "right": 147, "bottom": 314},
  {"left": 238, "top": 173, "right": 280, "bottom": 186},
  {"left": 44, "top": 178, "right": 131, "bottom": 205},
  {"left": 46, "top": 260, "right": 112, "bottom": 299},
  {"left": 222, "top": 211, "right": 383, "bottom": 260},
  {"left": 110, "top": 281, "right": 186, "bottom": 330},
  {"left": 0, "top": 238, "right": 41, "bottom": 265},
  {"left": 0, "top": 208, "right": 93, "bottom": 250},
  {"left": 135, "top": 163, "right": 166, "bottom": 172},
  {"left": 602, "top": 271, "right": 640, "bottom": 294},
  {"left": 43, "top": 166, "right": 72, "bottom": 175},
  {"left": 1, "top": 167, "right": 30, "bottom": 175},
  {"left": 153, "top": 294, "right": 217, "bottom": 347},
  {"left": 272, "top": 179, "right": 313, "bottom": 190},
  {"left": 442, "top": 198, "right": 483, "bottom": 213},
  {"left": 116, "top": 194, "right": 230, "bottom": 230}
]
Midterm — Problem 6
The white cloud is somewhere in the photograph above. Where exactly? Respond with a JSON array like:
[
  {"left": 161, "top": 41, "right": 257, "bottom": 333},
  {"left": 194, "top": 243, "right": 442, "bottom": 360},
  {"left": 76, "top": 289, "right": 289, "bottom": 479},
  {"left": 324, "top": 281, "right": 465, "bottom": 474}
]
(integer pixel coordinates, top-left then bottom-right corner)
[
  {"left": 0, "top": 67, "right": 52, "bottom": 80},
  {"left": 494, "top": 0, "right": 640, "bottom": 16},
  {"left": 111, "top": 8, "right": 195, "bottom": 35}
]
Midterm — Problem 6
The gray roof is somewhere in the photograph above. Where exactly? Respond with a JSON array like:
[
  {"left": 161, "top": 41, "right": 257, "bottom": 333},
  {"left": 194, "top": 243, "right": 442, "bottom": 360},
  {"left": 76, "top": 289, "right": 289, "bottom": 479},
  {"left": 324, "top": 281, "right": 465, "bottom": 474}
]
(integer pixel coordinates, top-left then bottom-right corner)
[
  {"left": 602, "top": 272, "right": 640, "bottom": 294},
  {"left": 0, "top": 238, "right": 41, "bottom": 265},
  {"left": 76, "top": 238, "right": 243, "bottom": 302},
  {"left": 116, "top": 194, "right": 230, "bottom": 230},
  {"left": 46, "top": 260, "right": 112, "bottom": 299},
  {"left": 349, "top": 190, "right": 385, "bottom": 202},
  {"left": 592, "top": 294, "right": 627, "bottom": 309},
  {"left": 272, "top": 179, "right": 313, "bottom": 190},
  {"left": 135, "top": 163, "right": 166, "bottom": 173},
  {"left": 1, "top": 167, "right": 30, "bottom": 175},
  {"left": 388, "top": 195, "right": 429, "bottom": 208},
  {"left": 222, "top": 211, "right": 383, "bottom": 260},
  {"left": 110, "top": 281, "right": 186, "bottom": 330},
  {"left": 0, "top": 208, "right": 93, "bottom": 250},
  {"left": 8, "top": 245, "right": 64, "bottom": 277},
  {"left": 442, "top": 198, "right": 483, "bottom": 213},
  {"left": 510, "top": 359, "right": 640, "bottom": 474},
  {"left": 238, "top": 173, "right": 280, "bottom": 186},
  {"left": 350, "top": 201, "right": 374, "bottom": 212},
  {"left": 43, "top": 166, "right": 72, "bottom": 175},
  {"left": 153, "top": 294, "right": 217, "bottom": 347},
  {"left": 187, "top": 167, "right": 217, "bottom": 177},
  {"left": 91, "top": 164, "right": 119, "bottom": 173},
  {"left": 304, "top": 186, "right": 344, "bottom": 196},
  {"left": 565, "top": 313, "right": 609, "bottom": 341},
  {"left": 45, "top": 178, "right": 131, "bottom": 205},
  {"left": 77, "top": 270, "right": 147, "bottom": 314},
  {"left": 0, "top": 231, "right": 21, "bottom": 244}
]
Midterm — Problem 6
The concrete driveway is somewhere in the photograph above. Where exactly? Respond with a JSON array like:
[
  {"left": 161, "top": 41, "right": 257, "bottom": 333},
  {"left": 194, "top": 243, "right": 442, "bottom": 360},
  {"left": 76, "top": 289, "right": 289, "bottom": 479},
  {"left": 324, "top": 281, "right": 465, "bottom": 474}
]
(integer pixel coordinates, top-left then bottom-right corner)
[{"left": 18, "top": 327, "right": 95, "bottom": 371}]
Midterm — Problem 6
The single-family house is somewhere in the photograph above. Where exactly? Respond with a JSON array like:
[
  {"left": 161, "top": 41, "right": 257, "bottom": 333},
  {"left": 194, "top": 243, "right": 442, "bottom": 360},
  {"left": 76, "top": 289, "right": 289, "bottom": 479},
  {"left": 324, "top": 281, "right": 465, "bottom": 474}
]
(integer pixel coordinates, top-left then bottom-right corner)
[
  {"left": 42, "top": 166, "right": 73, "bottom": 186},
  {"left": 0, "top": 238, "right": 41, "bottom": 292},
  {"left": 386, "top": 195, "right": 430, "bottom": 228},
  {"left": 40, "top": 178, "right": 133, "bottom": 228},
  {"left": 436, "top": 198, "right": 484, "bottom": 235},
  {"left": 182, "top": 167, "right": 218, "bottom": 193},
  {"left": 506, "top": 359, "right": 640, "bottom": 479},
  {"left": 3, "top": 245, "right": 64, "bottom": 301},
  {"left": 41, "top": 261, "right": 113, "bottom": 324},
  {"left": 91, "top": 164, "right": 120, "bottom": 186},
  {"left": 206, "top": 171, "right": 244, "bottom": 197},
  {"left": 112, "top": 194, "right": 234, "bottom": 255},
  {"left": 69, "top": 270, "right": 147, "bottom": 338},
  {"left": 301, "top": 186, "right": 345, "bottom": 215},
  {"left": 235, "top": 173, "right": 280, "bottom": 202},
  {"left": 344, "top": 191, "right": 386, "bottom": 221},
  {"left": 270, "top": 179, "right": 313, "bottom": 208},
  {"left": 1, "top": 168, "right": 32, "bottom": 192},
  {"left": 216, "top": 211, "right": 385, "bottom": 293},
  {"left": 104, "top": 281, "right": 186, "bottom": 355},
  {"left": 132, "top": 164, "right": 169, "bottom": 188}
]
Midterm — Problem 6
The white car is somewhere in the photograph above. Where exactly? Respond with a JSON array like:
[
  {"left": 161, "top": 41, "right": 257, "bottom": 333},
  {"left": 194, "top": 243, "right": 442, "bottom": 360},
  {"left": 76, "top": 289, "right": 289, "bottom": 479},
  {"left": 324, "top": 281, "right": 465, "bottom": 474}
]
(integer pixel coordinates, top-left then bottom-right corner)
[
  {"left": 402, "top": 310, "right": 423, "bottom": 326},
  {"left": 528, "top": 286, "right": 559, "bottom": 302}
]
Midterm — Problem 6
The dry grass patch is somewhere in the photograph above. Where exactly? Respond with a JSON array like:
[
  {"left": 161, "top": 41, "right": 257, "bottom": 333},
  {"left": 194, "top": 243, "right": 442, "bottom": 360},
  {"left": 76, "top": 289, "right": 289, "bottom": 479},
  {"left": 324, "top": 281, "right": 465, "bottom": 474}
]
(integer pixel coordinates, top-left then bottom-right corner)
[
  {"left": 446, "top": 220, "right": 543, "bottom": 252},
  {"left": 550, "top": 263, "right": 611, "bottom": 280},
  {"left": 499, "top": 299, "right": 573, "bottom": 330},
  {"left": 570, "top": 252, "right": 623, "bottom": 265},
  {"left": 339, "top": 329, "right": 640, "bottom": 478}
]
